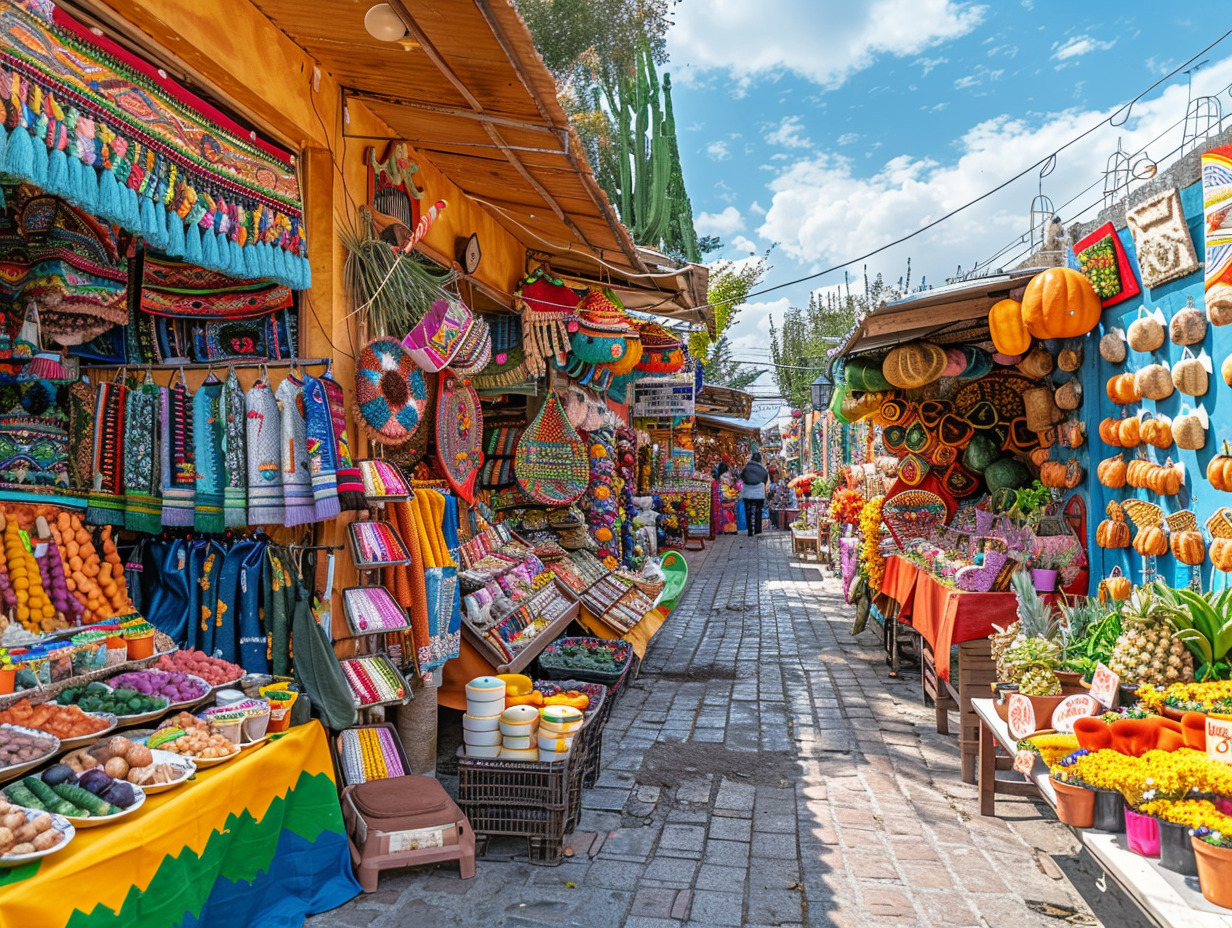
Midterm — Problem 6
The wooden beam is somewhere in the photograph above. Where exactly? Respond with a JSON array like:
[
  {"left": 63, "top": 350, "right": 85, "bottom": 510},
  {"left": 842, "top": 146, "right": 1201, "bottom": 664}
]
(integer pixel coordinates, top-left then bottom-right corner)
[{"left": 343, "top": 89, "right": 566, "bottom": 140}]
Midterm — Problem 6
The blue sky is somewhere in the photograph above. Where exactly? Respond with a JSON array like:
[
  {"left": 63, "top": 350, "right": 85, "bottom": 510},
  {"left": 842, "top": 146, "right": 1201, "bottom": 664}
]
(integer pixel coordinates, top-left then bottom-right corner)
[{"left": 665, "top": 1, "right": 1232, "bottom": 394}]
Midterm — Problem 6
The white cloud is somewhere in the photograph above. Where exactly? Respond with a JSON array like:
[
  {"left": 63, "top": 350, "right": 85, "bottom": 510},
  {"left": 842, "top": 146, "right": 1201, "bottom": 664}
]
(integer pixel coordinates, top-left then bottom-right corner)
[
  {"left": 695, "top": 206, "right": 746, "bottom": 238},
  {"left": 728, "top": 298, "right": 792, "bottom": 357},
  {"left": 837, "top": 132, "right": 860, "bottom": 146},
  {"left": 954, "top": 65, "right": 1003, "bottom": 90},
  {"left": 749, "top": 201, "right": 767, "bottom": 216},
  {"left": 765, "top": 115, "right": 813, "bottom": 149},
  {"left": 1052, "top": 35, "right": 1117, "bottom": 63},
  {"left": 730, "top": 235, "right": 759, "bottom": 254},
  {"left": 668, "top": 0, "right": 985, "bottom": 91},
  {"left": 915, "top": 56, "right": 948, "bottom": 76},
  {"left": 752, "top": 54, "right": 1232, "bottom": 298},
  {"left": 706, "top": 140, "right": 732, "bottom": 161}
]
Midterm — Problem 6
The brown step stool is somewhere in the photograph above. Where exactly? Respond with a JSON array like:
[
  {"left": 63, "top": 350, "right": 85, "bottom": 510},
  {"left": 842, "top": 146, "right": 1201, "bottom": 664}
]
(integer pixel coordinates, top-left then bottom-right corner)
[{"left": 341, "top": 776, "right": 476, "bottom": 891}]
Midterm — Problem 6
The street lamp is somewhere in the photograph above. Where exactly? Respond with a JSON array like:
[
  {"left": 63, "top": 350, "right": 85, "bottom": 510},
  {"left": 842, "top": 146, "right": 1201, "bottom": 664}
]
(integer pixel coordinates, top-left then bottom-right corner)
[{"left": 810, "top": 374, "right": 833, "bottom": 412}]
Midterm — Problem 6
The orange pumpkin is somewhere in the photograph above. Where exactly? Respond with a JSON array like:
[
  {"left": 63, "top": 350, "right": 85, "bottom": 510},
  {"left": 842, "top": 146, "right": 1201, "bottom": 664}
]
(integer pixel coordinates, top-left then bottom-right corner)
[
  {"left": 1039, "top": 461, "right": 1067, "bottom": 488},
  {"left": 1097, "top": 456, "right": 1127, "bottom": 488},
  {"left": 1140, "top": 418, "right": 1173, "bottom": 450},
  {"left": 1106, "top": 373, "right": 1140, "bottom": 405},
  {"left": 1126, "top": 459, "right": 1150, "bottom": 488},
  {"left": 1212, "top": 538, "right": 1232, "bottom": 571},
  {"left": 1099, "top": 575, "right": 1133, "bottom": 601},
  {"left": 1096, "top": 519, "right": 1131, "bottom": 549},
  {"left": 1117, "top": 417, "right": 1141, "bottom": 448},
  {"left": 1147, "top": 464, "right": 1182, "bottom": 496},
  {"left": 1210, "top": 441, "right": 1232, "bottom": 492},
  {"left": 1133, "top": 526, "right": 1168, "bottom": 557},
  {"left": 1170, "top": 530, "right": 1206, "bottom": 565},
  {"left": 1098, "top": 417, "right": 1122, "bottom": 447},
  {"left": 988, "top": 298, "right": 1030, "bottom": 356},
  {"left": 1022, "top": 267, "right": 1103, "bottom": 339}
]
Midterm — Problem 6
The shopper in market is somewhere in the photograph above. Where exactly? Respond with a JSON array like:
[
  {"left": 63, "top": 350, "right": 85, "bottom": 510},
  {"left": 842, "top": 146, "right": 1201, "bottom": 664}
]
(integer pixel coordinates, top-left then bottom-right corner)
[{"left": 740, "top": 452, "right": 769, "bottom": 537}]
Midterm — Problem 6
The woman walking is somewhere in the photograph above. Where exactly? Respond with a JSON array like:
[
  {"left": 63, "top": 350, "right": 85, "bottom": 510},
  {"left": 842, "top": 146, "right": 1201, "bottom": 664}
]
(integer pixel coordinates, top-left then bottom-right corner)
[{"left": 740, "top": 452, "right": 769, "bottom": 537}]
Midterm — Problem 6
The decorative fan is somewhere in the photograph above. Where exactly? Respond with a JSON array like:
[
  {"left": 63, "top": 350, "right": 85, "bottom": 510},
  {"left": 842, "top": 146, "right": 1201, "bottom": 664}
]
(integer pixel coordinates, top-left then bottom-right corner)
[
  {"left": 896, "top": 453, "right": 929, "bottom": 486},
  {"left": 514, "top": 392, "right": 589, "bottom": 505},
  {"left": 435, "top": 371, "right": 483, "bottom": 503},
  {"left": 1165, "top": 510, "right": 1198, "bottom": 534},
  {"left": 1122, "top": 499, "right": 1163, "bottom": 528},
  {"left": 1206, "top": 508, "right": 1232, "bottom": 539},
  {"left": 882, "top": 490, "right": 948, "bottom": 548},
  {"left": 354, "top": 336, "right": 428, "bottom": 445}
]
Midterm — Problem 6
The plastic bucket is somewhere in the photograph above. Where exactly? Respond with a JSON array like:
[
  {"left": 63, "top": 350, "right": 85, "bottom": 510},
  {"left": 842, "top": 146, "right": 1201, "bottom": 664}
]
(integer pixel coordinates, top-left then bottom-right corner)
[
  {"left": 1125, "top": 808, "right": 1160, "bottom": 857},
  {"left": 1091, "top": 788, "right": 1125, "bottom": 832}
]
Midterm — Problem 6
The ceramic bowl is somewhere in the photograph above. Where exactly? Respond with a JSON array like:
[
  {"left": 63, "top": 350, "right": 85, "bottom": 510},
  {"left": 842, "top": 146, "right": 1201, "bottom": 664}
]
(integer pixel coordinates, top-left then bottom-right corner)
[
  {"left": 500, "top": 746, "right": 539, "bottom": 761},
  {"left": 538, "top": 749, "right": 570, "bottom": 762},
  {"left": 502, "top": 734, "right": 533, "bottom": 750},
  {"left": 500, "top": 719, "right": 537, "bottom": 738},
  {"left": 496, "top": 673, "right": 533, "bottom": 697},
  {"left": 465, "top": 743, "right": 501, "bottom": 759},
  {"left": 539, "top": 718, "right": 583, "bottom": 736},
  {"left": 462, "top": 713, "right": 501, "bottom": 732},
  {"left": 466, "top": 696, "right": 505, "bottom": 718},
  {"left": 463, "top": 729, "right": 502, "bottom": 747},
  {"left": 540, "top": 705, "right": 583, "bottom": 726}
]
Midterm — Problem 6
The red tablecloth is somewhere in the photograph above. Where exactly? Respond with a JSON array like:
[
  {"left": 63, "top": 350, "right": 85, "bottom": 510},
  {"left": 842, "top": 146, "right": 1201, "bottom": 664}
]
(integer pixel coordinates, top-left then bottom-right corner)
[
  {"left": 879, "top": 555, "right": 919, "bottom": 620},
  {"left": 880, "top": 556, "right": 1019, "bottom": 680}
]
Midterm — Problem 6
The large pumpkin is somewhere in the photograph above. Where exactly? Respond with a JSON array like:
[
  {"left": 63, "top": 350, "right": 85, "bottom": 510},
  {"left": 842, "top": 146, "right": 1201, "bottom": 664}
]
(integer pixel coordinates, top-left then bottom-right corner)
[
  {"left": 1133, "top": 526, "right": 1168, "bottom": 557},
  {"left": 988, "top": 298, "right": 1030, "bottom": 355},
  {"left": 1096, "top": 520, "right": 1131, "bottom": 549},
  {"left": 1139, "top": 418, "right": 1172, "bottom": 450},
  {"left": 1097, "top": 455, "right": 1126, "bottom": 488},
  {"left": 1099, "top": 575, "right": 1133, "bottom": 601},
  {"left": 1212, "top": 538, "right": 1232, "bottom": 571},
  {"left": 1210, "top": 442, "right": 1232, "bottom": 491},
  {"left": 1170, "top": 530, "right": 1206, "bottom": 566},
  {"left": 1021, "top": 267, "right": 1102, "bottom": 339}
]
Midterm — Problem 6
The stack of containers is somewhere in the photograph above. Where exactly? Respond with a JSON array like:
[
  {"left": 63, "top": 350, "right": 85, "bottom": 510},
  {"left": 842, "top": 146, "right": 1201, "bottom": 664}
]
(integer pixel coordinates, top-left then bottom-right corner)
[
  {"left": 499, "top": 705, "right": 540, "bottom": 759},
  {"left": 463, "top": 676, "right": 506, "bottom": 758},
  {"left": 538, "top": 705, "right": 584, "bottom": 761}
]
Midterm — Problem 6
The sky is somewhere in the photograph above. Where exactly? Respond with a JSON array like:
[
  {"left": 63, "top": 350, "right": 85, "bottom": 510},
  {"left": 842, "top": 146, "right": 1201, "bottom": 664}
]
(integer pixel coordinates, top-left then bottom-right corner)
[{"left": 666, "top": 1, "right": 1232, "bottom": 398}]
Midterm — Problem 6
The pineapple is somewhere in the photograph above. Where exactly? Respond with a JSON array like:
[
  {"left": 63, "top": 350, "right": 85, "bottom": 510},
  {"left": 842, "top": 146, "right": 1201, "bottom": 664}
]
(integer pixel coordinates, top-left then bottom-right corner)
[
  {"left": 996, "top": 571, "right": 1062, "bottom": 694},
  {"left": 1108, "top": 587, "right": 1195, "bottom": 685}
]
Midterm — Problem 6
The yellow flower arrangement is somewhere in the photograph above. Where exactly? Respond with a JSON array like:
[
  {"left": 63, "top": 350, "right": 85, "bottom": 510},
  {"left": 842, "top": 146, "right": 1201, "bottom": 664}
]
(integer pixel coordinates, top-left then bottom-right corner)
[
  {"left": 1135, "top": 680, "right": 1232, "bottom": 713},
  {"left": 1138, "top": 799, "right": 1232, "bottom": 832},
  {"left": 1056, "top": 748, "right": 1232, "bottom": 804},
  {"left": 1019, "top": 733, "right": 1079, "bottom": 767},
  {"left": 859, "top": 496, "right": 886, "bottom": 592}
]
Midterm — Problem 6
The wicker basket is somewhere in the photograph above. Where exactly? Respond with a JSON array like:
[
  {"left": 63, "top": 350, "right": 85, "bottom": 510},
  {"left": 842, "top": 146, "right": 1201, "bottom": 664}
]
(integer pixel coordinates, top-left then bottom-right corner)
[{"left": 537, "top": 638, "right": 633, "bottom": 693}]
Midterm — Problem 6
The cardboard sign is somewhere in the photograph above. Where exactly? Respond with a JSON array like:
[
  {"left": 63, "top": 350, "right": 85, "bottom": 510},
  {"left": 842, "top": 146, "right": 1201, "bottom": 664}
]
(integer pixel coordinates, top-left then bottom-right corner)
[
  {"left": 1051, "top": 694, "right": 1100, "bottom": 733},
  {"left": 1007, "top": 693, "right": 1037, "bottom": 739},
  {"left": 1089, "top": 663, "right": 1120, "bottom": 709},
  {"left": 1207, "top": 717, "right": 1232, "bottom": 764},
  {"left": 1013, "top": 750, "right": 1038, "bottom": 776}
]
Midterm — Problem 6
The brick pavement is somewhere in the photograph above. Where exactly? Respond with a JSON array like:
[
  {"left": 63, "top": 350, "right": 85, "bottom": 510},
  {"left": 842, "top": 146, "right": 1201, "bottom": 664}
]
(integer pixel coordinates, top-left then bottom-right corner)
[{"left": 308, "top": 532, "right": 1107, "bottom": 928}]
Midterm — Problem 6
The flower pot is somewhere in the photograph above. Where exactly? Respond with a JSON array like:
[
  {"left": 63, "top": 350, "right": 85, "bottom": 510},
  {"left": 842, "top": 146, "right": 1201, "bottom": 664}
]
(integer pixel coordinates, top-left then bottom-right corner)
[
  {"left": 1051, "top": 778, "right": 1095, "bottom": 828},
  {"left": 992, "top": 684, "right": 1019, "bottom": 723},
  {"left": 1158, "top": 820, "right": 1199, "bottom": 876},
  {"left": 125, "top": 635, "right": 155, "bottom": 660},
  {"left": 1193, "top": 836, "right": 1232, "bottom": 909},
  {"left": 1031, "top": 568, "right": 1058, "bottom": 592},
  {"left": 1054, "top": 671, "right": 1085, "bottom": 695},
  {"left": 1125, "top": 808, "right": 1160, "bottom": 857},
  {"left": 1024, "top": 693, "right": 1067, "bottom": 730},
  {"left": 0, "top": 667, "right": 14, "bottom": 695},
  {"left": 1091, "top": 788, "right": 1126, "bottom": 832}
]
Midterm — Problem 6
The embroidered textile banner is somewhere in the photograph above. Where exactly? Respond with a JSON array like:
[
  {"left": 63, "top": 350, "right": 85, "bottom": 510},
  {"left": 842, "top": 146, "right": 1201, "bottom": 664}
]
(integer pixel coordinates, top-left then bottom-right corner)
[{"left": 0, "top": 0, "right": 310, "bottom": 290}]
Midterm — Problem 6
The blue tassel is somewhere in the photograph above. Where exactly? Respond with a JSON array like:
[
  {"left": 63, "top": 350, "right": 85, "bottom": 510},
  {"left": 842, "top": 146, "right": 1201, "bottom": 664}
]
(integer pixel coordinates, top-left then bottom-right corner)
[
  {"left": 46, "top": 147, "right": 67, "bottom": 196},
  {"left": 228, "top": 238, "right": 245, "bottom": 278},
  {"left": 254, "top": 242, "right": 272, "bottom": 279},
  {"left": 184, "top": 222, "right": 203, "bottom": 265},
  {"left": 139, "top": 196, "right": 160, "bottom": 247},
  {"left": 273, "top": 248, "right": 290, "bottom": 287},
  {"left": 121, "top": 185, "right": 140, "bottom": 229},
  {"left": 299, "top": 257, "right": 312, "bottom": 290},
  {"left": 165, "top": 212, "right": 185, "bottom": 258},
  {"left": 97, "top": 169, "right": 119, "bottom": 224},
  {"left": 28, "top": 136, "right": 47, "bottom": 186},
  {"left": 79, "top": 164, "right": 99, "bottom": 213},
  {"left": 155, "top": 201, "right": 170, "bottom": 250},
  {"left": 0, "top": 128, "right": 8, "bottom": 175},
  {"left": 201, "top": 227, "right": 220, "bottom": 270},
  {"left": 243, "top": 243, "right": 262, "bottom": 280},
  {"left": 6, "top": 127, "right": 33, "bottom": 180}
]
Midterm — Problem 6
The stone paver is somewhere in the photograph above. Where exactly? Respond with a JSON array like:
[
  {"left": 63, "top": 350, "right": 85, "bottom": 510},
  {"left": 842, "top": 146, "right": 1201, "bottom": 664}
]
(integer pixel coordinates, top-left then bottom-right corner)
[{"left": 309, "top": 533, "right": 1145, "bottom": 928}]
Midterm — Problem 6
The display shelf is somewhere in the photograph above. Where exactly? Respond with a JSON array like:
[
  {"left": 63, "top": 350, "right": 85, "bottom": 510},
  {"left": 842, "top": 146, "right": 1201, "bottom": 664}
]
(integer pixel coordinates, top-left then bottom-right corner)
[
  {"left": 356, "top": 459, "right": 413, "bottom": 502},
  {"left": 460, "top": 581, "right": 580, "bottom": 675},
  {"left": 340, "top": 586, "right": 411, "bottom": 638},
  {"left": 339, "top": 654, "right": 412, "bottom": 709},
  {"left": 347, "top": 520, "right": 412, "bottom": 570},
  {"left": 973, "top": 698, "right": 1232, "bottom": 928}
]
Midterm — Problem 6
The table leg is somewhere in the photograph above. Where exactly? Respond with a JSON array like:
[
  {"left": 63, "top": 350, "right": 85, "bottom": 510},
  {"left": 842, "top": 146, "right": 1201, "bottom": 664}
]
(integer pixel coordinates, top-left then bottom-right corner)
[{"left": 979, "top": 719, "right": 996, "bottom": 817}]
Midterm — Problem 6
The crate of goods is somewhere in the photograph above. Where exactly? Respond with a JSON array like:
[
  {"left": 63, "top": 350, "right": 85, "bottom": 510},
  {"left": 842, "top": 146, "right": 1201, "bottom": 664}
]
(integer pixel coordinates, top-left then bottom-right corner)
[
  {"left": 537, "top": 638, "right": 633, "bottom": 692},
  {"left": 455, "top": 751, "right": 571, "bottom": 865},
  {"left": 535, "top": 679, "right": 609, "bottom": 792}
]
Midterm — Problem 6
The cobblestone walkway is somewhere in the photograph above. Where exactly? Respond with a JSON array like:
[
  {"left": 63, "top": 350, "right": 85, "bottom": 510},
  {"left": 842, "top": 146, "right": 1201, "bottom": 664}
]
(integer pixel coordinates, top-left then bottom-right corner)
[{"left": 310, "top": 532, "right": 1117, "bottom": 928}]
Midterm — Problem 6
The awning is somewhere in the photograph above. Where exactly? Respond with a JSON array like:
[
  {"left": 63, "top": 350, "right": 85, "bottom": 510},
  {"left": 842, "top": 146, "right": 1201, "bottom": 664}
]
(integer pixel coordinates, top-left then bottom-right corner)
[
  {"left": 695, "top": 414, "right": 761, "bottom": 438},
  {"left": 248, "top": 0, "right": 711, "bottom": 331},
  {"left": 696, "top": 383, "right": 754, "bottom": 419},
  {"left": 831, "top": 268, "right": 1046, "bottom": 361}
]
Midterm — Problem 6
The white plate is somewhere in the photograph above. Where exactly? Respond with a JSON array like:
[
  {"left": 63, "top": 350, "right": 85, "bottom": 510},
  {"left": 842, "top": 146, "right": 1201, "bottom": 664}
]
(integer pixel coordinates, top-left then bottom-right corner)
[
  {"left": 188, "top": 747, "right": 241, "bottom": 768},
  {"left": 237, "top": 735, "right": 267, "bottom": 751},
  {"left": 0, "top": 724, "right": 60, "bottom": 784},
  {"left": 0, "top": 807, "right": 74, "bottom": 866},
  {"left": 132, "top": 749, "right": 197, "bottom": 794},
  {"left": 61, "top": 783, "right": 146, "bottom": 828},
  {"left": 56, "top": 712, "right": 119, "bottom": 751}
]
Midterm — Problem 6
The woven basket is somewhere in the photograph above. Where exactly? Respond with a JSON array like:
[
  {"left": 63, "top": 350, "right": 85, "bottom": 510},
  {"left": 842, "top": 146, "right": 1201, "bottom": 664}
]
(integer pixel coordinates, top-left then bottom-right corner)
[{"left": 515, "top": 392, "right": 588, "bottom": 505}]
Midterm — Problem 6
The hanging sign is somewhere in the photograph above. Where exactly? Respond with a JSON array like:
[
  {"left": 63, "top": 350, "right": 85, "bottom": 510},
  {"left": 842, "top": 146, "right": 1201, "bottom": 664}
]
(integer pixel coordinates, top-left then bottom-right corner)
[
  {"left": 1207, "top": 717, "right": 1232, "bottom": 764},
  {"left": 1051, "top": 694, "right": 1100, "bottom": 733},
  {"left": 632, "top": 374, "right": 695, "bottom": 418},
  {"left": 1007, "top": 693, "right": 1037, "bottom": 739},
  {"left": 1089, "top": 663, "right": 1120, "bottom": 709},
  {"left": 1013, "top": 750, "right": 1038, "bottom": 776}
]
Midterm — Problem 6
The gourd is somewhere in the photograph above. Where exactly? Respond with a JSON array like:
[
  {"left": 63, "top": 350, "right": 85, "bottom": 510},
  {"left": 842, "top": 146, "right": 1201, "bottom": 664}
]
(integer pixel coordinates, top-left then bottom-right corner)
[
  {"left": 1106, "top": 373, "right": 1139, "bottom": 404},
  {"left": 1099, "top": 575, "right": 1133, "bottom": 601},
  {"left": 1209, "top": 284, "right": 1232, "bottom": 327},
  {"left": 1172, "top": 349, "right": 1208, "bottom": 396},
  {"left": 1170, "top": 530, "right": 1206, "bottom": 566},
  {"left": 1100, "top": 330, "right": 1127, "bottom": 363},
  {"left": 1055, "top": 379, "right": 1082, "bottom": 411},
  {"left": 1098, "top": 418, "right": 1123, "bottom": 446},
  {"left": 1057, "top": 347, "right": 1082, "bottom": 372},
  {"left": 1097, "top": 520, "right": 1131, "bottom": 549},
  {"left": 1117, "top": 417, "right": 1141, "bottom": 448},
  {"left": 984, "top": 458, "right": 1031, "bottom": 494},
  {"left": 1039, "top": 461, "right": 1067, "bottom": 488},
  {"left": 1173, "top": 409, "right": 1206, "bottom": 451},
  {"left": 1139, "top": 418, "right": 1172, "bottom": 450},
  {"left": 1208, "top": 441, "right": 1232, "bottom": 492},
  {"left": 1134, "top": 363, "right": 1173, "bottom": 401},
  {"left": 1127, "top": 310, "right": 1165, "bottom": 352},
  {"left": 1021, "top": 267, "right": 1102, "bottom": 339},
  {"left": 1097, "top": 456, "right": 1127, "bottom": 488},
  {"left": 1017, "top": 347, "right": 1054, "bottom": 379},
  {"left": 1169, "top": 298, "right": 1207, "bottom": 346},
  {"left": 988, "top": 298, "right": 1030, "bottom": 355},
  {"left": 1212, "top": 537, "right": 1232, "bottom": 571},
  {"left": 1133, "top": 526, "right": 1168, "bottom": 557}
]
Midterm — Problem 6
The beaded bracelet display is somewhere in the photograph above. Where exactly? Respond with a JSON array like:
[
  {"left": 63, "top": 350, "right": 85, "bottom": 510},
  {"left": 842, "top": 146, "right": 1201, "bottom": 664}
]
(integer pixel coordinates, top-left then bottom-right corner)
[
  {"left": 359, "top": 459, "right": 411, "bottom": 499},
  {"left": 338, "top": 727, "right": 407, "bottom": 783},
  {"left": 340, "top": 655, "right": 407, "bottom": 706},
  {"left": 349, "top": 521, "right": 411, "bottom": 567},
  {"left": 342, "top": 587, "right": 411, "bottom": 634}
]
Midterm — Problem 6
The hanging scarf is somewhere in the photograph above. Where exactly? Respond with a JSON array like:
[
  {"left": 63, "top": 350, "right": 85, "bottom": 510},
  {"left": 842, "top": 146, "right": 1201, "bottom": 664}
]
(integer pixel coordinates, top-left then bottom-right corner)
[
  {"left": 192, "top": 379, "right": 226, "bottom": 533},
  {"left": 275, "top": 377, "right": 315, "bottom": 526},
  {"left": 67, "top": 381, "right": 96, "bottom": 492},
  {"left": 122, "top": 374, "right": 162, "bottom": 534},
  {"left": 160, "top": 379, "right": 196, "bottom": 526},
  {"left": 244, "top": 380, "right": 284, "bottom": 525},
  {"left": 221, "top": 369, "right": 248, "bottom": 528},
  {"left": 320, "top": 371, "right": 365, "bottom": 510},
  {"left": 264, "top": 544, "right": 295, "bottom": 677},
  {"left": 235, "top": 538, "right": 269, "bottom": 674},
  {"left": 302, "top": 374, "right": 340, "bottom": 521},
  {"left": 86, "top": 379, "right": 128, "bottom": 526}
]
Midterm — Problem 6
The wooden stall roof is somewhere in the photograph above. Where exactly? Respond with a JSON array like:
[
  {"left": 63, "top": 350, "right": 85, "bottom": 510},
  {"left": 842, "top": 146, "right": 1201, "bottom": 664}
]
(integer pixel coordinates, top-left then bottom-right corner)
[
  {"left": 831, "top": 268, "right": 1046, "bottom": 360},
  {"left": 695, "top": 413, "right": 761, "bottom": 438},
  {"left": 249, "top": 0, "right": 711, "bottom": 332},
  {"left": 696, "top": 384, "right": 754, "bottom": 419}
]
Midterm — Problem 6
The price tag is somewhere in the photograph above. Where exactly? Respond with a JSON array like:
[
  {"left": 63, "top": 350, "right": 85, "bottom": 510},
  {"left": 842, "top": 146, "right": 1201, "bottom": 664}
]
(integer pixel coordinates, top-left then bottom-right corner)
[
  {"left": 1051, "top": 694, "right": 1100, "bottom": 733},
  {"left": 1007, "top": 693, "right": 1037, "bottom": 739},
  {"left": 1207, "top": 717, "right": 1232, "bottom": 764},
  {"left": 1088, "top": 663, "right": 1120, "bottom": 709},
  {"left": 1013, "top": 750, "right": 1038, "bottom": 776}
]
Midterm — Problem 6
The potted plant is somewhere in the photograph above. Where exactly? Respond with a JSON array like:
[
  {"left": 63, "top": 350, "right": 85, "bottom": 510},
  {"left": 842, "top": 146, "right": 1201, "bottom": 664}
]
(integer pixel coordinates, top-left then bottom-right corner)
[
  {"left": 1050, "top": 767, "right": 1096, "bottom": 828},
  {"left": 994, "top": 571, "right": 1065, "bottom": 726},
  {"left": 1193, "top": 829, "right": 1232, "bottom": 908}
]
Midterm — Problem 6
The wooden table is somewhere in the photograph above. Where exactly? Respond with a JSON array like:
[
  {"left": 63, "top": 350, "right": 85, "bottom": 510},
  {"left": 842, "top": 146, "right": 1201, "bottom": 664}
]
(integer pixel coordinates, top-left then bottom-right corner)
[{"left": 973, "top": 698, "right": 1232, "bottom": 928}]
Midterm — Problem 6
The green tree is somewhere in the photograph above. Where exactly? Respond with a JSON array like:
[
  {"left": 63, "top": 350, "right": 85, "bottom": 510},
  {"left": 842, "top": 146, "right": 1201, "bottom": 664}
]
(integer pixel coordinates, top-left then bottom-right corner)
[
  {"left": 689, "top": 253, "right": 769, "bottom": 389},
  {"left": 704, "top": 336, "right": 761, "bottom": 390}
]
